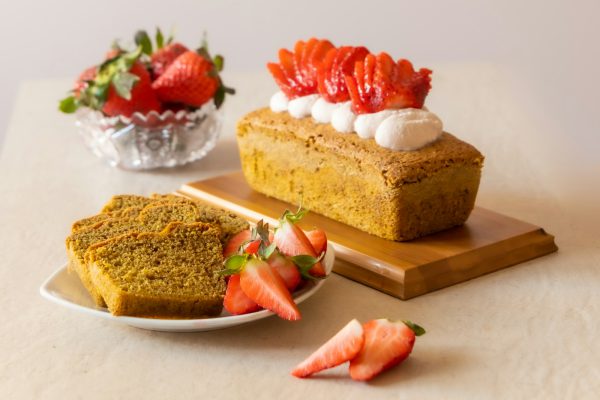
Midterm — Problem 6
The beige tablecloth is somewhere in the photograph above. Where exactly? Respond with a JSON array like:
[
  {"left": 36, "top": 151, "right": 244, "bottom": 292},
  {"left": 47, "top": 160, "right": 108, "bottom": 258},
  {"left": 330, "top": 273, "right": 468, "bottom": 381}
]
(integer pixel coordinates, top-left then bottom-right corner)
[{"left": 0, "top": 68, "right": 598, "bottom": 399}]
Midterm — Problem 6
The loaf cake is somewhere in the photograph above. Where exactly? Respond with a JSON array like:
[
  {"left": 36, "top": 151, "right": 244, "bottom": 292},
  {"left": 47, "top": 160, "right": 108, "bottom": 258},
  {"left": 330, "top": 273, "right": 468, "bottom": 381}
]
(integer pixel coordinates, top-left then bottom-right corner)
[
  {"left": 66, "top": 194, "right": 248, "bottom": 310},
  {"left": 86, "top": 222, "right": 225, "bottom": 318},
  {"left": 236, "top": 39, "right": 484, "bottom": 241}
]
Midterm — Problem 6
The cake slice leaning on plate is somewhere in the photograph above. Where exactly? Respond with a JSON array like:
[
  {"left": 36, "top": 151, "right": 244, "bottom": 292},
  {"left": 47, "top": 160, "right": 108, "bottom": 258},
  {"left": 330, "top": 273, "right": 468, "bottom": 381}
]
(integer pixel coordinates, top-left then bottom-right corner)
[
  {"left": 85, "top": 222, "right": 225, "bottom": 318},
  {"left": 237, "top": 38, "right": 484, "bottom": 241}
]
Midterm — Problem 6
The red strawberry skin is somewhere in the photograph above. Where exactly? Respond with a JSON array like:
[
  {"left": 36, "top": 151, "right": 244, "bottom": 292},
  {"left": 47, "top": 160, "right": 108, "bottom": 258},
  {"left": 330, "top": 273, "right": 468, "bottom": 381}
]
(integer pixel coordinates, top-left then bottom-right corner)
[
  {"left": 317, "top": 46, "right": 369, "bottom": 103},
  {"left": 151, "top": 42, "right": 189, "bottom": 78},
  {"left": 292, "top": 319, "right": 365, "bottom": 378},
  {"left": 349, "top": 319, "right": 416, "bottom": 381},
  {"left": 240, "top": 258, "right": 301, "bottom": 321},
  {"left": 304, "top": 229, "right": 327, "bottom": 255},
  {"left": 151, "top": 51, "right": 219, "bottom": 107},
  {"left": 223, "top": 274, "right": 261, "bottom": 315},
  {"left": 268, "top": 252, "right": 301, "bottom": 292},
  {"left": 102, "top": 62, "right": 161, "bottom": 117},
  {"left": 274, "top": 221, "right": 325, "bottom": 277}
]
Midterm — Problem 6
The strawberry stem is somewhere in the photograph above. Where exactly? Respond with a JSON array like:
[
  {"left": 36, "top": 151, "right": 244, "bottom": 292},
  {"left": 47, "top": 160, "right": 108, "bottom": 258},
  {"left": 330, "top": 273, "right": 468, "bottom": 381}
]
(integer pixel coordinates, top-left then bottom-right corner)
[{"left": 402, "top": 320, "right": 426, "bottom": 336}]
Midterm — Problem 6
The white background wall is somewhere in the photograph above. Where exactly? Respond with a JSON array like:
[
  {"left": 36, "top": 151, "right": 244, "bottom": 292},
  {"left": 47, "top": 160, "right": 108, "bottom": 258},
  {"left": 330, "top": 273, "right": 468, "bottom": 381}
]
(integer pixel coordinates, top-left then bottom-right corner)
[{"left": 0, "top": 0, "right": 598, "bottom": 159}]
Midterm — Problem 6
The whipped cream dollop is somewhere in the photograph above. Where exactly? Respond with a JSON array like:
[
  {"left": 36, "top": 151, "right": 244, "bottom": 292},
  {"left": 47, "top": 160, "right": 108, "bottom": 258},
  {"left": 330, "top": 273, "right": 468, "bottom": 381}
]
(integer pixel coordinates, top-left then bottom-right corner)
[{"left": 269, "top": 92, "right": 443, "bottom": 151}]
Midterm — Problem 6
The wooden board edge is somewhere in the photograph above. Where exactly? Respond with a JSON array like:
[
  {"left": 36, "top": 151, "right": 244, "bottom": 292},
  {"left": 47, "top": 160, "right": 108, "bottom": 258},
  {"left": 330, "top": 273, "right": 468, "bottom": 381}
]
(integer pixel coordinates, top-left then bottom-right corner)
[{"left": 401, "top": 229, "right": 558, "bottom": 299}]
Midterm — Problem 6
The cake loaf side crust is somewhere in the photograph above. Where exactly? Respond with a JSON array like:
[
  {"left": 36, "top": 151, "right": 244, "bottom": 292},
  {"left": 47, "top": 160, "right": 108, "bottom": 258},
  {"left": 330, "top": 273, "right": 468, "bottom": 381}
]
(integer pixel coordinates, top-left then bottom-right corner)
[{"left": 237, "top": 108, "right": 483, "bottom": 241}]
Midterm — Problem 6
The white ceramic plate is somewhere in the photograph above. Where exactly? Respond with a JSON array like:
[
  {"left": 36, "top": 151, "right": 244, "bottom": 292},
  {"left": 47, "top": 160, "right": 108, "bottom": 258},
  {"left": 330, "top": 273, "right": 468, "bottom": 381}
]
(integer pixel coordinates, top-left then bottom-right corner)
[{"left": 40, "top": 247, "right": 334, "bottom": 332}]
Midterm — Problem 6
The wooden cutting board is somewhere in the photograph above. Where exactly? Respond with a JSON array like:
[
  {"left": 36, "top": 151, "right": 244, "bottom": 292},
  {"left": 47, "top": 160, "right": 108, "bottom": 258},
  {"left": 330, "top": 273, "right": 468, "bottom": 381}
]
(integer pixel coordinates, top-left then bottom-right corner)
[{"left": 179, "top": 172, "right": 558, "bottom": 300}]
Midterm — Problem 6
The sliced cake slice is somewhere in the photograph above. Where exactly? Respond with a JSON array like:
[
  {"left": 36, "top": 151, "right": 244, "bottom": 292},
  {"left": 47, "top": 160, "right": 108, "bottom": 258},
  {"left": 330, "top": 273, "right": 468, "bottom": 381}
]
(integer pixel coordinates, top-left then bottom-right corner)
[
  {"left": 71, "top": 206, "right": 143, "bottom": 233},
  {"left": 86, "top": 222, "right": 225, "bottom": 318},
  {"left": 101, "top": 194, "right": 156, "bottom": 213}
]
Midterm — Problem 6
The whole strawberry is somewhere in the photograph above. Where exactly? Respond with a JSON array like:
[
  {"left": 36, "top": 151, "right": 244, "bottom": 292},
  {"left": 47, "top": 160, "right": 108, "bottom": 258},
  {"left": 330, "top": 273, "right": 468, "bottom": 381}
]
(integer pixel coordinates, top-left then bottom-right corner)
[
  {"left": 150, "top": 42, "right": 189, "bottom": 79},
  {"left": 152, "top": 51, "right": 219, "bottom": 107},
  {"left": 102, "top": 61, "right": 161, "bottom": 117}
]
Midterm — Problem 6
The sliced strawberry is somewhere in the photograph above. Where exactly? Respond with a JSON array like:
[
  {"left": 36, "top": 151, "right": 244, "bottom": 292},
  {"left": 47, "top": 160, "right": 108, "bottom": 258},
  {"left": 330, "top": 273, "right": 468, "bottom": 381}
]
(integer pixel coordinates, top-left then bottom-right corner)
[
  {"left": 349, "top": 319, "right": 425, "bottom": 381},
  {"left": 151, "top": 42, "right": 189, "bottom": 78},
  {"left": 152, "top": 50, "right": 219, "bottom": 107},
  {"left": 102, "top": 61, "right": 162, "bottom": 117},
  {"left": 317, "top": 46, "right": 369, "bottom": 103},
  {"left": 73, "top": 66, "right": 97, "bottom": 97},
  {"left": 267, "top": 38, "right": 334, "bottom": 99},
  {"left": 268, "top": 252, "right": 301, "bottom": 292},
  {"left": 346, "top": 52, "right": 432, "bottom": 114},
  {"left": 223, "top": 274, "right": 261, "bottom": 315},
  {"left": 244, "top": 239, "right": 261, "bottom": 255},
  {"left": 274, "top": 210, "right": 325, "bottom": 277},
  {"left": 304, "top": 229, "right": 327, "bottom": 255},
  {"left": 240, "top": 258, "right": 301, "bottom": 321},
  {"left": 292, "top": 319, "right": 365, "bottom": 378}
]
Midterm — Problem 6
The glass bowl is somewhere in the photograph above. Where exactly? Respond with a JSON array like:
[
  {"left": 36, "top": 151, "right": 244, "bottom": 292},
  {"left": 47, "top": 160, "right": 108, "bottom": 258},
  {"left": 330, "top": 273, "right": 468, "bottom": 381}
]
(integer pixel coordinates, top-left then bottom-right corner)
[{"left": 74, "top": 102, "right": 222, "bottom": 170}]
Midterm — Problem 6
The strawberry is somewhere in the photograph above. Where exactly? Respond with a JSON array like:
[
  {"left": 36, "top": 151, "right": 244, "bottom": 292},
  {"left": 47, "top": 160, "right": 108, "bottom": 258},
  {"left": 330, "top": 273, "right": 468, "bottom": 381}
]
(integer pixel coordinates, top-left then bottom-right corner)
[
  {"left": 317, "top": 46, "right": 369, "bottom": 103},
  {"left": 151, "top": 42, "right": 189, "bottom": 78},
  {"left": 223, "top": 274, "right": 261, "bottom": 315},
  {"left": 267, "top": 38, "right": 335, "bottom": 99},
  {"left": 345, "top": 52, "right": 432, "bottom": 114},
  {"left": 304, "top": 229, "right": 327, "bottom": 255},
  {"left": 349, "top": 319, "right": 425, "bottom": 381},
  {"left": 292, "top": 319, "right": 365, "bottom": 378},
  {"left": 268, "top": 251, "right": 301, "bottom": 292},
  {"left": 274, "top": 209, "right": 326, "bottom": 277},
  {"left": 152, "top": 50, "right": 219, "bottom": 107},
  {"left": 73, "top": 66, "right": 97, "bottom": 97},
  {"left": 102, "top": 61, "right": 161, "bottom": 117},
  {"left": 240, "top": 258, "right": 301, "bottom": 321}
]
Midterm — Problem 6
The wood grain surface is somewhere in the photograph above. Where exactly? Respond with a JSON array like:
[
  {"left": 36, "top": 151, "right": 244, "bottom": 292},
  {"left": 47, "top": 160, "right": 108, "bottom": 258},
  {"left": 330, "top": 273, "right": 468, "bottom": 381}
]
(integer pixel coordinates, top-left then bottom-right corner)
[{"left": 179, "top": 172, "right": 558, "bottom": 299}]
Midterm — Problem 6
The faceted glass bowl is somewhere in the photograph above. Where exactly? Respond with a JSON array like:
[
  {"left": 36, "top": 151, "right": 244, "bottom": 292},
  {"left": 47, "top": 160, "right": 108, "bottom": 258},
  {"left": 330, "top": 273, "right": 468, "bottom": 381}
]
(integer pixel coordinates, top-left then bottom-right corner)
[{"left": 74, "top": 102, "right": 223, "bottom": 170}]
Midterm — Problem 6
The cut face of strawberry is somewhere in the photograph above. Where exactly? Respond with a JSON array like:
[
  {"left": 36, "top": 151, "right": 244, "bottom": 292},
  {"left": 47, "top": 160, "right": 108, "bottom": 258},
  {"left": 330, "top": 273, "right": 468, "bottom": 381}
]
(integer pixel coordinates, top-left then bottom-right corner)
[
  {"left": 152, "top": 51, "right": 219, "bottom": 107},
  {"left": 223, "top": 274, "right": 261, "bottom": 315},
  {"left": 345, "top": 52, "right": 432, "bottom": 114},
  {"left": 73, "top": 66, "right": 98, "bottom": 97},
  {"left": 317, "top": 46, "right": 369, "bottom": 103},
  {"left": 268, "top": 252, "right": 301, "bottom": 292},
  {"left": 349, "top": 319, "right": 425, "bottom": 381},
  {"left": 240, "top": 258, "right": 301, "bottom": 321},
  {"left": 274, "top": 210, "right": 326, "bottom": 277},
  {"left": 223, "top": 229, "right": 251, "bottom": 258},
  {"left": 292, "top": 319, "right": 365, "bottom": 378},
  {"left": 304, "top": 229, "right": 327, "bottom": 256},
  {"left": 267, "top": 38, "right": 335, "bottom": 99}
]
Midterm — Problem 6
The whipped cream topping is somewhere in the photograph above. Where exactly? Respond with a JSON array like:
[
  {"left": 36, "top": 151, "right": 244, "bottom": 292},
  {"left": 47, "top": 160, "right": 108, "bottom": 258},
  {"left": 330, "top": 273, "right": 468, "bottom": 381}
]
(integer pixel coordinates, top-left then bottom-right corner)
[
  {"left": 269, "top": 92, "right": 443, "bottom": 151},
  {"left": 270, "top": 91, "right": 289, "bottom": 112}
]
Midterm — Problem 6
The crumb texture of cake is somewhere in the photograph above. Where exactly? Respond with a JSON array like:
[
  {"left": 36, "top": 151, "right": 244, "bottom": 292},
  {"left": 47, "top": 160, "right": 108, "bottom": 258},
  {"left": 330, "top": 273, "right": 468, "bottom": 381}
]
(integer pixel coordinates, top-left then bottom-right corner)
[
  {"left": 66, "top": 193, "right": 249, "bottom": 311},
  {"left": 86, "top": 222, "right": 225, "bottom": 318},
  {"left": 237, "top": 108, "right": 484, "bottom": 241}
]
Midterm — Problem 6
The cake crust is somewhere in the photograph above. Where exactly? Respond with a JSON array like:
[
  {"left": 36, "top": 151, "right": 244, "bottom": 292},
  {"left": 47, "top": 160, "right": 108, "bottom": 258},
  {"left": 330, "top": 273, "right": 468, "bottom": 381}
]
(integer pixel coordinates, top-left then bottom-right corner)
[{"left": 237, "top": 108, "right": 484, "bottom": 241}]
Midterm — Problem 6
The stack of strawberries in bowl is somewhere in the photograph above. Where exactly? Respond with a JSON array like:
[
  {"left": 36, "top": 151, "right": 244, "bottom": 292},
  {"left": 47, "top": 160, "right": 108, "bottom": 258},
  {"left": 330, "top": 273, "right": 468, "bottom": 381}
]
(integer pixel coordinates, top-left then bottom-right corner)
[{"left": 60, "top": 28, "right": 234, "bottom": 170}]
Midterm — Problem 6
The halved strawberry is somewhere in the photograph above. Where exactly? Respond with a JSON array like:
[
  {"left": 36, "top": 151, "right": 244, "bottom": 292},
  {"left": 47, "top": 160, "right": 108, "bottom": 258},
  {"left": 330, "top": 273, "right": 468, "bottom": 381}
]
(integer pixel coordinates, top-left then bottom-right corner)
[
  {"left": 102, "top": 61, "right": 162, "bottom": 117},
  {"left": 223, "top": 274, "right": 261, "bottom": 315},
  {"left": 267, "top": 38, "right": 335, "bottom": 99},
  {"left": 292, "top": 319, "right": 365, "bottom": 378},
  {"left": 151, "top": 42, "right": 189, "bottom": 78},
  {"left": 268, "top": 251, "right": 301, "bottom": 292},
  {"left": 345, "top": 52, "right": 432, "bottom": 114},
  {"left": 240, "top": 258, "right": 301, "bottom": 321},
  {"left": 274, "top": 210, "right": 326, "bottom": 277},
  {"left": 152, "top": 51, "right": 219, "bottom": 107},
  {"left": 349, "top": 319, "right": 425, "bottom": 381},
  {"left": 317, "top": 46, "right": 369, "bottom": 103},
  {"left": 304, "top": 229, "right": 327, "bottom": 256}
]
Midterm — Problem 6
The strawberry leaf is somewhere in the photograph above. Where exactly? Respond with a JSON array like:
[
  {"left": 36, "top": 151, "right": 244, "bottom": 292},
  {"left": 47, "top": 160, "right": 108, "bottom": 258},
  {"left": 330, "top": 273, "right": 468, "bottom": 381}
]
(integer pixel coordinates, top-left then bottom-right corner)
[
  {"left": 281, "top": 207, "right": 308, "bottom": 224},
  {"left": 254, "top": 220, "right": 271, "bottom": 243},
  {"left": 112, "top": 72, "right": 139, "bottom": 100},
  {"left": 155, "top": 27, "right": 164, "bottom": 49},
  {"left": 135, "top": 30, "right": 153, "bottom": 55},
  {"left": 221, "top": 254, "right": 249, "bottom": 275},
  {"left": 59, "top": 96, "right": 78, "bottom": 113},
  {"left": 259, "top": 242, "right": 277, "bottom": 260},
  {"left": 213, "top": 55, "right": 224, "bottom": 72},
  {"left": 403, "top": 320, "right": 426, "bottom": 336},
  {"left": 291, "top": 254, "right": 324, "bottom": 280}
]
